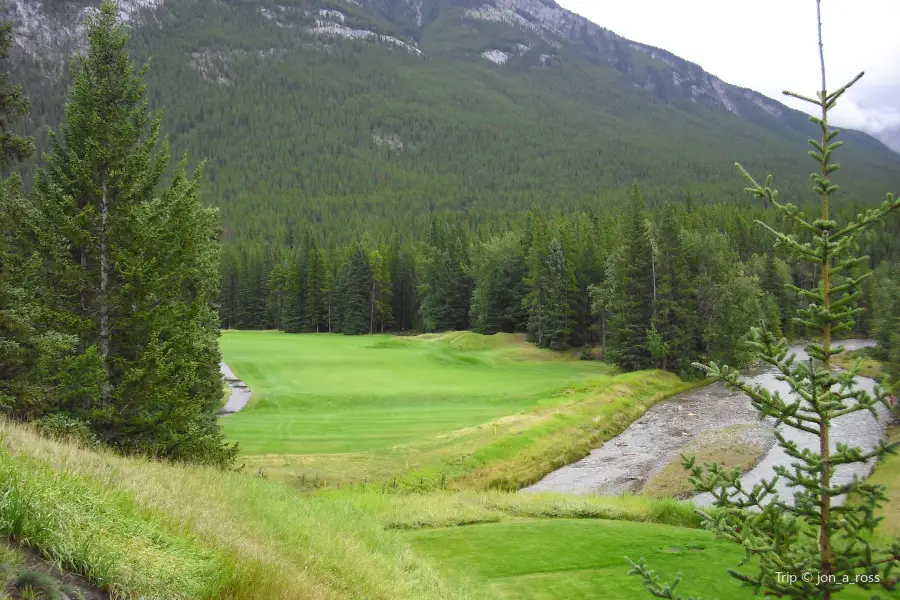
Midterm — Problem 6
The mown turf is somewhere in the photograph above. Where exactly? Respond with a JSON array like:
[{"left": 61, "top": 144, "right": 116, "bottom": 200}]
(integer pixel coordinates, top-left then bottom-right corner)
[
  {"left": 220, "top": 331, "right": 612, "bottom": 456},
  {"left": 219, "top": 331, "right": 698, "bottom": 489},
  {"left": 406, "top": 519, "right": 883, "bottom": 600}
]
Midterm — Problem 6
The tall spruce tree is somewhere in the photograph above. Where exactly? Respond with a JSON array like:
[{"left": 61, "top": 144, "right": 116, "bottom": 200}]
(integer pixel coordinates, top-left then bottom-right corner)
[
  {"left": 650, "top": 203, "right": 696, "bottom": 372},
  {"left": 0, "top": 24, "right": 32, "bottom": 174},
  {"left": 368, "top": 247, "right": 392, "bottom": 333},
  {"left": 340, "top": 244, "right": 373, "bottom": 335},
  {"left": 870, "top": 263, "right": 900, "bottom": 377},
  {"left": 305, "top": 245, "right": 326, "bottom": 332},
  {"left": 470, "top": 232, "right": 528, "bottom": 335},
  {"left": 542, "top": 236, "right": 578, "bottom": 350},
  {"left": 420, "top": 220, "right": 470, "bottom": 332},
  {"left": 390, "top": 246, "right": 418, "bottom": 332},
  {"left": 606, "top": 185, "right": 655, "bottom": 370},
  {"left": 265, "top": 262, "right": 289, "bottom": 330},
  {"left": 628, "top": 1, "right": 900, "bottom": 596},
  {"left": 522, "top": 213, "right": 552, "bottom": 346},
  {"left": 32, "top": 4, "right": 234, "bottom": 466}
]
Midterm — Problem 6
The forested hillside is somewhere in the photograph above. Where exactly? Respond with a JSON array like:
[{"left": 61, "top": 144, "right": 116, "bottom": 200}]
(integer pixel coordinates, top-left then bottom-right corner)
[{"left": 5, "top": 0, "right": 900, "bottom": 364}]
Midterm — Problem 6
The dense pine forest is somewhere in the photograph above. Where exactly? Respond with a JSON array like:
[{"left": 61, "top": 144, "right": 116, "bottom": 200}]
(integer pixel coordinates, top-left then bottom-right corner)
[
  {"left": 219, "top": 184, "right": 900, "bottom": 374},
  {"left": 7, "top": 1, "right": 900, "bottom": 375}
]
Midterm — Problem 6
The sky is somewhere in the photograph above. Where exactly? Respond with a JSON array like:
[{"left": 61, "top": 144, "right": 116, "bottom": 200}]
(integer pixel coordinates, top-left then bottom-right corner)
[{"left": 555, "top": 0, "right": 900, "bottom": 138}]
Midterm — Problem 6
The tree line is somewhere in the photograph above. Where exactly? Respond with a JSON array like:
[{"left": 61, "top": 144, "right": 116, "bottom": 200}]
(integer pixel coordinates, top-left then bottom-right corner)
[{"left": 218, "top": 180, "right": 900, "bottom": 375}]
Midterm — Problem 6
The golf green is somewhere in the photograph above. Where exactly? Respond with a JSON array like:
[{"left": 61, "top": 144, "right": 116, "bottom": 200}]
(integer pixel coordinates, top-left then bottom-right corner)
[{"left": 220, "top": 330, "right": 612, "bottom": 456}]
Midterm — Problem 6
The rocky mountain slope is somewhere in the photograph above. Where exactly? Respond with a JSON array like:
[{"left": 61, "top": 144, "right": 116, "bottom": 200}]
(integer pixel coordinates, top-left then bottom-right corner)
[{"left": 4, "top": 0, "right": 899, "bottom": 241}]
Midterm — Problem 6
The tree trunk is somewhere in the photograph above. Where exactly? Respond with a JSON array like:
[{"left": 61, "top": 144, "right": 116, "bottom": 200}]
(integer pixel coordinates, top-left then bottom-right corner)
[
  {"left": 370, "top": 281, "right": 376, "bottom": 335},
  {"left": 601, "top": 309, "right": 607, "bottom": 349},
  {"left": 80, "top": 248, "right": 88, "bottom": 351},
  {"left": 99, "top": 165, "right": 111, "bottom": 406}
]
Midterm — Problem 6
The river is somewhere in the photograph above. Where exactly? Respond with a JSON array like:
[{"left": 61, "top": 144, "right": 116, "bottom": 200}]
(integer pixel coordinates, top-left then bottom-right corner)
[{"left": 523, "top": 340, "right": 892, "bottom": 506}]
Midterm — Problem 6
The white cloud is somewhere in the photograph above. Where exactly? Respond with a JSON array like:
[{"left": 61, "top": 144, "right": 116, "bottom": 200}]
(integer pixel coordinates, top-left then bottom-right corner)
[{"left": 556, "top": 0, "right": 900, "bottom": 136}]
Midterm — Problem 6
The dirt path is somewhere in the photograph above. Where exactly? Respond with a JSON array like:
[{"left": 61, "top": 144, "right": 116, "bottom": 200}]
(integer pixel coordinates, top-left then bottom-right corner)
[{"left": 219, "top": 362, "right": 251, "bottom": 414}]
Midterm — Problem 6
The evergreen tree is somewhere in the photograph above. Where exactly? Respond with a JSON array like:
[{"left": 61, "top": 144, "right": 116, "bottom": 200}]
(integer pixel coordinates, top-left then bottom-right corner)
[
  {"left": 684, "top": 229, "right": 763, "bottom": 368},
  {"left": 650, "top": 203, "right": 696, "bottom": 371},
  {"left": 571, "top": 216, "right": 606, "bottom": 345},
  {"left": 420, "top": 220, "right": 470, "bottom": 332},
  {"left": 340, "top": 244, "right": 372, "bottom": 335},
  {"left": 32, "top": 3, "right": 234, "bottom": 466},
  {"left": 761, "top": 251, "right": 788, "bottom": 333},
  {"left": 265, "top": 262, "right": 289, "bottom": 330},
  {"left": 870, "top": 262, "right": 900, "bottom": 376},
  {"left": 629, "top": 3, "right": 900, "bottom": 595},
  {"left": 470, "top": 232, "right": 527, "bottom": 335},
  {"left": 0, "top": 23, "right": 33, "bottom": 175},
  {"left": 522, "top": 213, "right": 552, "bottom": 346},
  {"left": 305, "top": 245, "right": 326, "bottom": 332},
  {"left": 541, "top": 237, "right": 578, "bottom": 350},
  {"left": 606, "top": 185, "right": 655, "bottom": 370},
  {"left": 368, "top": 247, "right": 392, "bottom": 333},
  {"left": 283, "top": 238, "right": 310, "bottom": 333},
  {"left": 390, "top": 246, "right": 418, "bottom": 332}
]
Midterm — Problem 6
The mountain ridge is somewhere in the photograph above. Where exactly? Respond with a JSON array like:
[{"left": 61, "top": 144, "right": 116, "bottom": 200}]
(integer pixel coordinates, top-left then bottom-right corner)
[{"left": 4, "top": 0, "right": 899, "bottom": 245}]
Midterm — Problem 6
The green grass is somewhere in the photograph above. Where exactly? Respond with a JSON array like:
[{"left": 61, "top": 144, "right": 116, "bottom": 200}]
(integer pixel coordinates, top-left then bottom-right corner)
[
  {"left": 0, "top": 420, "right": 476, "bottom": 600},
  {"left": 864, "top": 425, "right": 900, "bottom": 541},
  {"left": 406, "top": 519, "right": 884, "bottom": 600},
  {"left": 0, "top": 420, "right": 717, "bottom": 600},
  {"left": 220, "top": 331, "right": 610, "bottom": 455},
  {"left": 406, "top": 519, "right": 751, "bottom": 600},
  {"left": 219, "top": 331, "right": 697, "bottom": 489},
  {"left": 833, "top": 348, "right": 885, "bottom": 379},
  {"left": 1, "top": 322, "right": 897, "bottom": 599},
  {"left": 642, "top": 424, "right": 773, "bottom": 499}
]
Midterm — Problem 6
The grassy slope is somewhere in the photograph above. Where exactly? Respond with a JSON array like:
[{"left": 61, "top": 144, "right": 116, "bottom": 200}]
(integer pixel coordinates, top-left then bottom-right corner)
[
  {"left": 0, "top": 419, "right": 720, "bottom": 599},
  {"left": 1, "top": 332, "right": 897, "bottom": 599},
  {"left": 3, "top": 423, "right": 896, "bottom": 600},
  {"left": 219, "top": 331, "right": 698, "bottom": 490},
  {"left": 0, "top": 421, "right": 468, "bottom": 600}
]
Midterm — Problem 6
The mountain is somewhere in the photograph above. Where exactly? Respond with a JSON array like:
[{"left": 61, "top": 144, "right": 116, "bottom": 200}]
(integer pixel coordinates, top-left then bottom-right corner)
[
  {"left": 5, "top": 0, "right": 900, "bottom": 244},
  {"left": 876, "top": 127, "right": 900, "bottom": 155}
]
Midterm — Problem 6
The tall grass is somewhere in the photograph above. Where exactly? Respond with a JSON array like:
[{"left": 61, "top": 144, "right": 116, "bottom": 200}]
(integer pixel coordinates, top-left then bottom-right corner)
[
  {"left": 0, "top": 420, "right": 472, "bottom": 600},
  {"left": 443, "top": 373, "right": 703, "bottom": 491},
  {"left": 344, "top": 490, "right": 707, "bottom": 531},
  {"left": 0, "top": 418, "right": 718, "bottom": 599}
]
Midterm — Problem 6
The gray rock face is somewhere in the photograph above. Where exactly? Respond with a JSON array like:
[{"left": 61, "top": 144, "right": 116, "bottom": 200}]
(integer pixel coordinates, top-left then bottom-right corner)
[{"left": 3, "top": 0, "right": 163, "bottom": 57}]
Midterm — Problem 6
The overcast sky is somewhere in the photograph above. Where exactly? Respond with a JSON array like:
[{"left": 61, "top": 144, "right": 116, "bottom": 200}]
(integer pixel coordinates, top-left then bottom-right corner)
[{"left": 555, "top": 0, "right": 900, "bottom": 136}]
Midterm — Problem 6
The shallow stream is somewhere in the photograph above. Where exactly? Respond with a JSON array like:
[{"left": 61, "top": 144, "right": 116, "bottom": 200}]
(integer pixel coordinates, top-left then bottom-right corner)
[{"left": 523, "top": 340, "right": 892, "bottom": 506}]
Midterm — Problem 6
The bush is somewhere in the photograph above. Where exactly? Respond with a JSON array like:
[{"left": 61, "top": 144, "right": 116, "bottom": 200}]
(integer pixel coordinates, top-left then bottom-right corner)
[{"left": 32, "top": 415, "right": 99, "bottom": 450}]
